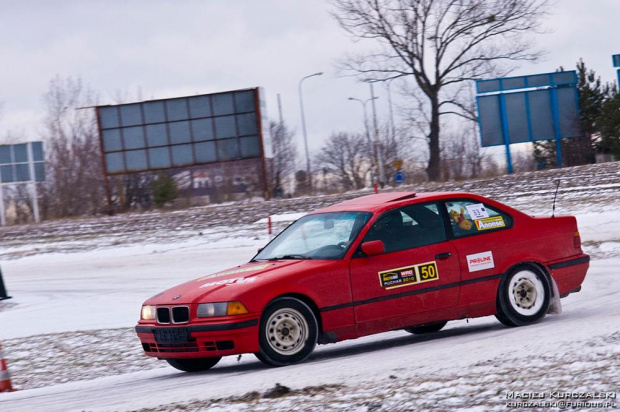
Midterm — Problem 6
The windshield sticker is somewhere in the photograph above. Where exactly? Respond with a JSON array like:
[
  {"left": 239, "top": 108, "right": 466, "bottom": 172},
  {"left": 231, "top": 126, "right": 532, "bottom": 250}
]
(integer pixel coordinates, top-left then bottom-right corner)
[
  {"left": 378, "top": 261, "right": 439, "bottom": 290},
  {"left": 475, "top": 216, "right": 506, "bottom": 230},
  {"left": 197, "top": 264, "right": 270, "bottom": 282},
  {"left": 200, "top": 277, "right": 257, "bottom": 288},
  {"left": 467, "top": 251, "right": 495, "bottom": 272},
  {"left": 466, "top": 203, "right": 489, "bottom": 220}
]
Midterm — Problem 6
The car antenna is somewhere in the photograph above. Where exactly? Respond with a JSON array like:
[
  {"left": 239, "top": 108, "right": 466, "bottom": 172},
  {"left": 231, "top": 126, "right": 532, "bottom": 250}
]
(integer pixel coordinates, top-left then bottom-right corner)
[{"left": 552, "top": 179, "right": 561, "bottom": 218}]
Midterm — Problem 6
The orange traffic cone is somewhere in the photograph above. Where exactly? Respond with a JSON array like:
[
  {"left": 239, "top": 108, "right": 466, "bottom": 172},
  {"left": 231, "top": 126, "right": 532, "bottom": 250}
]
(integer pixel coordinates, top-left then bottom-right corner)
[{"left": 0, "top": 342, "right": 15, "bottom": 393}]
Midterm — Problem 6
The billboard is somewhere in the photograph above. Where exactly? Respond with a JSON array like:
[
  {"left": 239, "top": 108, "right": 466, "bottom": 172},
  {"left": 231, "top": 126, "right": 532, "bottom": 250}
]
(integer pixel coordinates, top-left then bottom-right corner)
[
  {"left": 0, "top": 142, "right": 45, "bottom": 183},
  {"left": 476, "top": 71, "right": 580, "bottom": 147},
  {"left": 0, "top": 141, "right": 45, "bottom": 225},
  {"left": 476, "top": 71, "right": 581, "bottom": 172},
  {"left": 96, "top": 87, "right": 269, "bottom": 175},
  {"left": 95, "top": 87, "right": 272, "bottom": 204}
]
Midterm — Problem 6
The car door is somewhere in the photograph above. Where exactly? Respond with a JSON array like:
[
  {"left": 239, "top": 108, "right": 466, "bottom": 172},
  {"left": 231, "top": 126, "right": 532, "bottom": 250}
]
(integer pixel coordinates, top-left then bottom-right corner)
[
  {"left": 349, "top": 202, "right": 460, "bottom": 335},
  {"left": 441, "top": 199, "right": 515, "bottom": 311}
]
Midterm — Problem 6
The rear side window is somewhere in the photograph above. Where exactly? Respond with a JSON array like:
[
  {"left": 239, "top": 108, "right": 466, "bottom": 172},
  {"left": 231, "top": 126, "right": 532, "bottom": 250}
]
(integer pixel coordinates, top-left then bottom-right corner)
[
  {"left": 443, "top": 200, "right": 513, "bottom": 238},
  {"left": 362, "top": 202, "right": 446, "bottom": 253}
]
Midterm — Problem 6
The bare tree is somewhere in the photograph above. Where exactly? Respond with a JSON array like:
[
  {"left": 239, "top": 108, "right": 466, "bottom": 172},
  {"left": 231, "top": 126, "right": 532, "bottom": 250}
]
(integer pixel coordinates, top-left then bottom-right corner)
[
  {"left": 440, "top": 129, "right": 475, "bottom": 180},
  {"left": 375, "top": 121, "right": 413, "bottom": 182},
  {"left": 6, "top": 185, "right": 34, "bottom": 224},
  {"left": 316, "top": 132, "right": 372, "bottom": 190},
  {"left": 440, "top": 120, "right": 507, "bottom": 180},
  {"left": 41, "top": 76, "right": 105, "bottom": 218},
  {"left": 269, "top": 120, "right": 298, "bottom": 197},
  {"left": 330, "top": 0, "right": 547, "bottom": 180}
]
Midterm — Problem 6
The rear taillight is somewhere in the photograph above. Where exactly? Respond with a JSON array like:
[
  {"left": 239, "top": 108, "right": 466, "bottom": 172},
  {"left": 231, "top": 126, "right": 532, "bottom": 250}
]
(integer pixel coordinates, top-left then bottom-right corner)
[{"left": 574, "top": 231, "right": 581, "bottom": 249}]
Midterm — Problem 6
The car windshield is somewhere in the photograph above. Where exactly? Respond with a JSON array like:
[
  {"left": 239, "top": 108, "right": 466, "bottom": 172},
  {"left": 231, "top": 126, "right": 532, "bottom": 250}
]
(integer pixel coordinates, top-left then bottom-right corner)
[{"left": 253, "top": 211, "right": 372, "bottom": 260}]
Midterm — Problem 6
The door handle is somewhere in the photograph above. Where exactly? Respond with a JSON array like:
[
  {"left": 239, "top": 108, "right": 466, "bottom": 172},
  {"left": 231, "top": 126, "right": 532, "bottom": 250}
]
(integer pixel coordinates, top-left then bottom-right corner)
[{"left": 435, "top": 252, "right": 452, "bottom": 260}]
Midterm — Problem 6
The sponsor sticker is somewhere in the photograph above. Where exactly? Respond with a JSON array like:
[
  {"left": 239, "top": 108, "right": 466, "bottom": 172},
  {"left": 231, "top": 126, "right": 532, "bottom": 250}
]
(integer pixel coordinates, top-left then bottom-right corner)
[
  {"left": 378, "top": 261, "right": 439, "bottom": 290},
  {"left": 197, "top": 264, "right": 270, "bottom": 282},
  {"left": 466, "top": 203, "right": 490, "bottom": 220},
  {"left": 475, "top": 216, "right": 505, "bottom": 231},
  {"left": 466, "top": 251, "right": 495, "bottom": 272},
  {"left": 200, "top": 277, "right": 257, "bottom": 288}
]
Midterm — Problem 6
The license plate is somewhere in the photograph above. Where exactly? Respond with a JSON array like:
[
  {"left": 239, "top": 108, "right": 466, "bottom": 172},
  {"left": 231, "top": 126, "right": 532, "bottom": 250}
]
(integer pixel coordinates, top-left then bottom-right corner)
[{"left": 154, "top": 327, "right": 190, "bottom": 344}]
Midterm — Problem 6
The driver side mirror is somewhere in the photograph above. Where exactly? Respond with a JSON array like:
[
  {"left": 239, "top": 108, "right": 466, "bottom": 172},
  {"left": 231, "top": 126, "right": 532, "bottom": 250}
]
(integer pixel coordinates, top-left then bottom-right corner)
[{"left": 361, "top": 240, "right": 385, "bottom": 256}]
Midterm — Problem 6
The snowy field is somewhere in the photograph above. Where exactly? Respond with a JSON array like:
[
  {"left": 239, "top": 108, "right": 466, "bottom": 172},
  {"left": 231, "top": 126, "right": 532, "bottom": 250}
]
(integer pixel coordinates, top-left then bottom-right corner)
[{"left": 1, "top": 164, "right": 620, "bottom": 411}]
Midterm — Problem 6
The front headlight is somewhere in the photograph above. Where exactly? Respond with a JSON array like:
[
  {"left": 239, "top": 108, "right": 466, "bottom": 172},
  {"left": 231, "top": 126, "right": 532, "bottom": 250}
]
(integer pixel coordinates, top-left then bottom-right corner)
[
  {"left": 197, "top": 301, "right": 248, "bottom": 318},
  {"left": 141, "top": 305, "right": 156, "bottom": 320}
]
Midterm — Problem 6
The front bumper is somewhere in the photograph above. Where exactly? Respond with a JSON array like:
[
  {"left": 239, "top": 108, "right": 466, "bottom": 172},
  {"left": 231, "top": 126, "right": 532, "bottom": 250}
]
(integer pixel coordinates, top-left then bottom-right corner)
[{"left": 135, "top": 318, "right": 260, "bottom": 359}]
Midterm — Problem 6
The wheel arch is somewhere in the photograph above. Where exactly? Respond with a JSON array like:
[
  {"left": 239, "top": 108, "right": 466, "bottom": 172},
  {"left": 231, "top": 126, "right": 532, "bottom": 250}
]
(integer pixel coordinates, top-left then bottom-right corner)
[
  {"left": 499, "top": 260, "right": 554, "bottom": 296},
  {"left": 495, "top": 260, "right": 553, "bottom": 327},
  {"left": 265, "top": 293, "right": 324, "bottom": 335}
]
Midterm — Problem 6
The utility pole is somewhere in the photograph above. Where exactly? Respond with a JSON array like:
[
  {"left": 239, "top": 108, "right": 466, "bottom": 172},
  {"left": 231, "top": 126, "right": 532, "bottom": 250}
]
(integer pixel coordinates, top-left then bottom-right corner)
[
  {"left": 277, "top": 93, "right": 284, "bottom": 124},
  {"left": 385, "top": 79, "right": 396, "bottom": 140},
  {"left": 348, "top": 96, "right": 378, "bottom": 186},
  {"left": 27, "top": 142, "right": 40, "bottom": 223},
  {"left": 298, "top": 72, "right": 323, "bottom": 190},
  {"left": 369, "top": 82, "right": 385, "bottom": 187}
]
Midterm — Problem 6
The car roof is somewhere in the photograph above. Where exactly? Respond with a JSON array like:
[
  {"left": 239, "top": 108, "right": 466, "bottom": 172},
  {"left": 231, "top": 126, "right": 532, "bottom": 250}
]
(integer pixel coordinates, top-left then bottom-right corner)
[{"left": 312, "top": 191, "right": 484, "bottom": 214}]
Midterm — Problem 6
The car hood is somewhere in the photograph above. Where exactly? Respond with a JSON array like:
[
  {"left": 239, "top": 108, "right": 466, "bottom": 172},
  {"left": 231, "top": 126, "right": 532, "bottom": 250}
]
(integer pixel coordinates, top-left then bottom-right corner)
[{"left": 144, "top": 260, "right": 305, "bottom": 305}]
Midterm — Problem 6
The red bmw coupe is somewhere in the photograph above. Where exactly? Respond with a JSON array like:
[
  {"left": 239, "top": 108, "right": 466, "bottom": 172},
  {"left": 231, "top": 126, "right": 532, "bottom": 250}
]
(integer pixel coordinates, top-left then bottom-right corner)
[{"left": 136, "top": 192, "right": 589, "bottom": 372}]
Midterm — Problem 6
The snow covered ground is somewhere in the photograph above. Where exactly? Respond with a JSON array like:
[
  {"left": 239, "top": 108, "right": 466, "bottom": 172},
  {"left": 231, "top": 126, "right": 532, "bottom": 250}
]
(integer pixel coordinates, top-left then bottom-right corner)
[{"left": 1, "top": 163, "right": 620, "bottom": 411}]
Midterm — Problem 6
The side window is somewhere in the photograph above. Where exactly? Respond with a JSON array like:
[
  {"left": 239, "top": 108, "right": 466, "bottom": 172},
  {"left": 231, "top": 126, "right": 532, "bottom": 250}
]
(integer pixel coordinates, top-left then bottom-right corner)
[
  {"left": 362, "top": 203, "right": 447, "bottom": 253},
  {"left": 443, "top": 200, "right": 513, "bottom": 238}
]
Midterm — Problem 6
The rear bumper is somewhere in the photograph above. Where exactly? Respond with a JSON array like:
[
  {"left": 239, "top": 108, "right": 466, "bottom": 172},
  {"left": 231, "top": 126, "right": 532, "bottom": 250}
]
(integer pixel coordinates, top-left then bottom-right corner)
[
  {"left": 547, "top": 254, "right": 590, "bottom": 297},
  {"left": 135, "top": 318, "right": 260, "bottom": 359}
]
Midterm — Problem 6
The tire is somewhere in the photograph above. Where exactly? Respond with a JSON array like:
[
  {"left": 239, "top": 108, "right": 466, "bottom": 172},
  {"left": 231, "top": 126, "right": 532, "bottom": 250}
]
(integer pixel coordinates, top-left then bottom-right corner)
[
  {"left": 496, "top": 264, "right": 551, "bottom": 327},
  {"left": 166, "top": 357, "right": 221, "bottom": 372},
  {"left": 404, "top": 321, "right": 448, "bottom": 335},
  {"left": 255, "top": 297, "right": 318, "bottom": 367}
]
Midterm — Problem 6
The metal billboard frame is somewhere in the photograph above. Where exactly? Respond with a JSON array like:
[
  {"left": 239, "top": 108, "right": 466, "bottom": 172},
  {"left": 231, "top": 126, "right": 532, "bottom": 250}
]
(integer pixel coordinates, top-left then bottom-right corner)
[
  {"left": 0, "top": 141, "right": 45, "bottom": 225},
  {"left": 476, "top": 70, "right": 581, "bottom": 173},
  {"left": 613, "top": 54, "right": 620, "bottom": 91},
  {"left": 95, "top": 87, "right": 271, "bottom": 212}
]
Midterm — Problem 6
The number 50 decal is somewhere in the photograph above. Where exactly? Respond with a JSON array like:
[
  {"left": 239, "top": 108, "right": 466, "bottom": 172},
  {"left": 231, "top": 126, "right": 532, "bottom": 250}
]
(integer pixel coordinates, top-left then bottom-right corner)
[
  {"left": 418, "top": 262, "right": 439, "bottom": 282},
  {"left": 377, "top": 261, "right": 439, "bottom": 290}
]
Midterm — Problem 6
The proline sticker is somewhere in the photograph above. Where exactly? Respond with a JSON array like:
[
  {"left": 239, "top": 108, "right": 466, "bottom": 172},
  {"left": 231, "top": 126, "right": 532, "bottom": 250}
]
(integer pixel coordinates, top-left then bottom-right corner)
[{"left": 466, "top": 251, "right": 495, "bottom": 272}]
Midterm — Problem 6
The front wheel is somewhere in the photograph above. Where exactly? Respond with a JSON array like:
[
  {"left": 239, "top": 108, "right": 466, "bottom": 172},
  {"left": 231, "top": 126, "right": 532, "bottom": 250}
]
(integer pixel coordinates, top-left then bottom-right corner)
[
  {"left": 166, "top": 356, "right": 221, "bottom": 372},
  {"left": 255, "top": 297, "right": 318, "bottom": 367},
  {"left": 496, "top": 264, "right": 551, "bottom": 327}
]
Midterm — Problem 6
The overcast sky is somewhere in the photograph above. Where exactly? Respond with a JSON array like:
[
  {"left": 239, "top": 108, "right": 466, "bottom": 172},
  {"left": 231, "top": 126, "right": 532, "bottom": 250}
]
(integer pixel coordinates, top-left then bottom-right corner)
[{"left": 1, "top": 0, "right": 619, "bottom": 162}]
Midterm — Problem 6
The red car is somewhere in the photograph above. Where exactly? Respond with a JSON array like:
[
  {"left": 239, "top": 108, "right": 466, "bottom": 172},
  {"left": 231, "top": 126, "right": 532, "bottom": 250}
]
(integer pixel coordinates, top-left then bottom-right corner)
[{"left": 135, "top": 192, "right": 589, "bottom": 372}]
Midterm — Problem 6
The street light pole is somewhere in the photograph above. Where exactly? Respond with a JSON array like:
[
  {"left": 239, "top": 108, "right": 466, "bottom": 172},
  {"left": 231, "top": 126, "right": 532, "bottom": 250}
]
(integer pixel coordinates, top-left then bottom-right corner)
[
  {"left": 385, "top": 79, "right": 396, "bottom": 140},
  {"left": 347, "top": 97, "right": 376, "bottom": 147},
  {"left": 369, "top": 82, "right": 386, "bottom": 187},
  {"left": 348, "top": 96, "right": 379, "bottom": 187},
  {"left": 298, "top": 72, "right": 323, "bottom": 189}
]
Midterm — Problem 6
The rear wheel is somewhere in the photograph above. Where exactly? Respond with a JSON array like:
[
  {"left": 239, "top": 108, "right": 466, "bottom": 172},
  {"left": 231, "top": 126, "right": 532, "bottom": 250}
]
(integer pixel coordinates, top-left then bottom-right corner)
[
  {"left": 255, "top": 297, "right": 318, "bottom": 367},
  {"left": 496, "top": 264, "right": 551, "bottom": 327},
  {"left": 166, "top": 357, "right": 221, "bottom": 372},
  {"left": 404, "top": 321, "right": 448, "bottom": 334}
]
